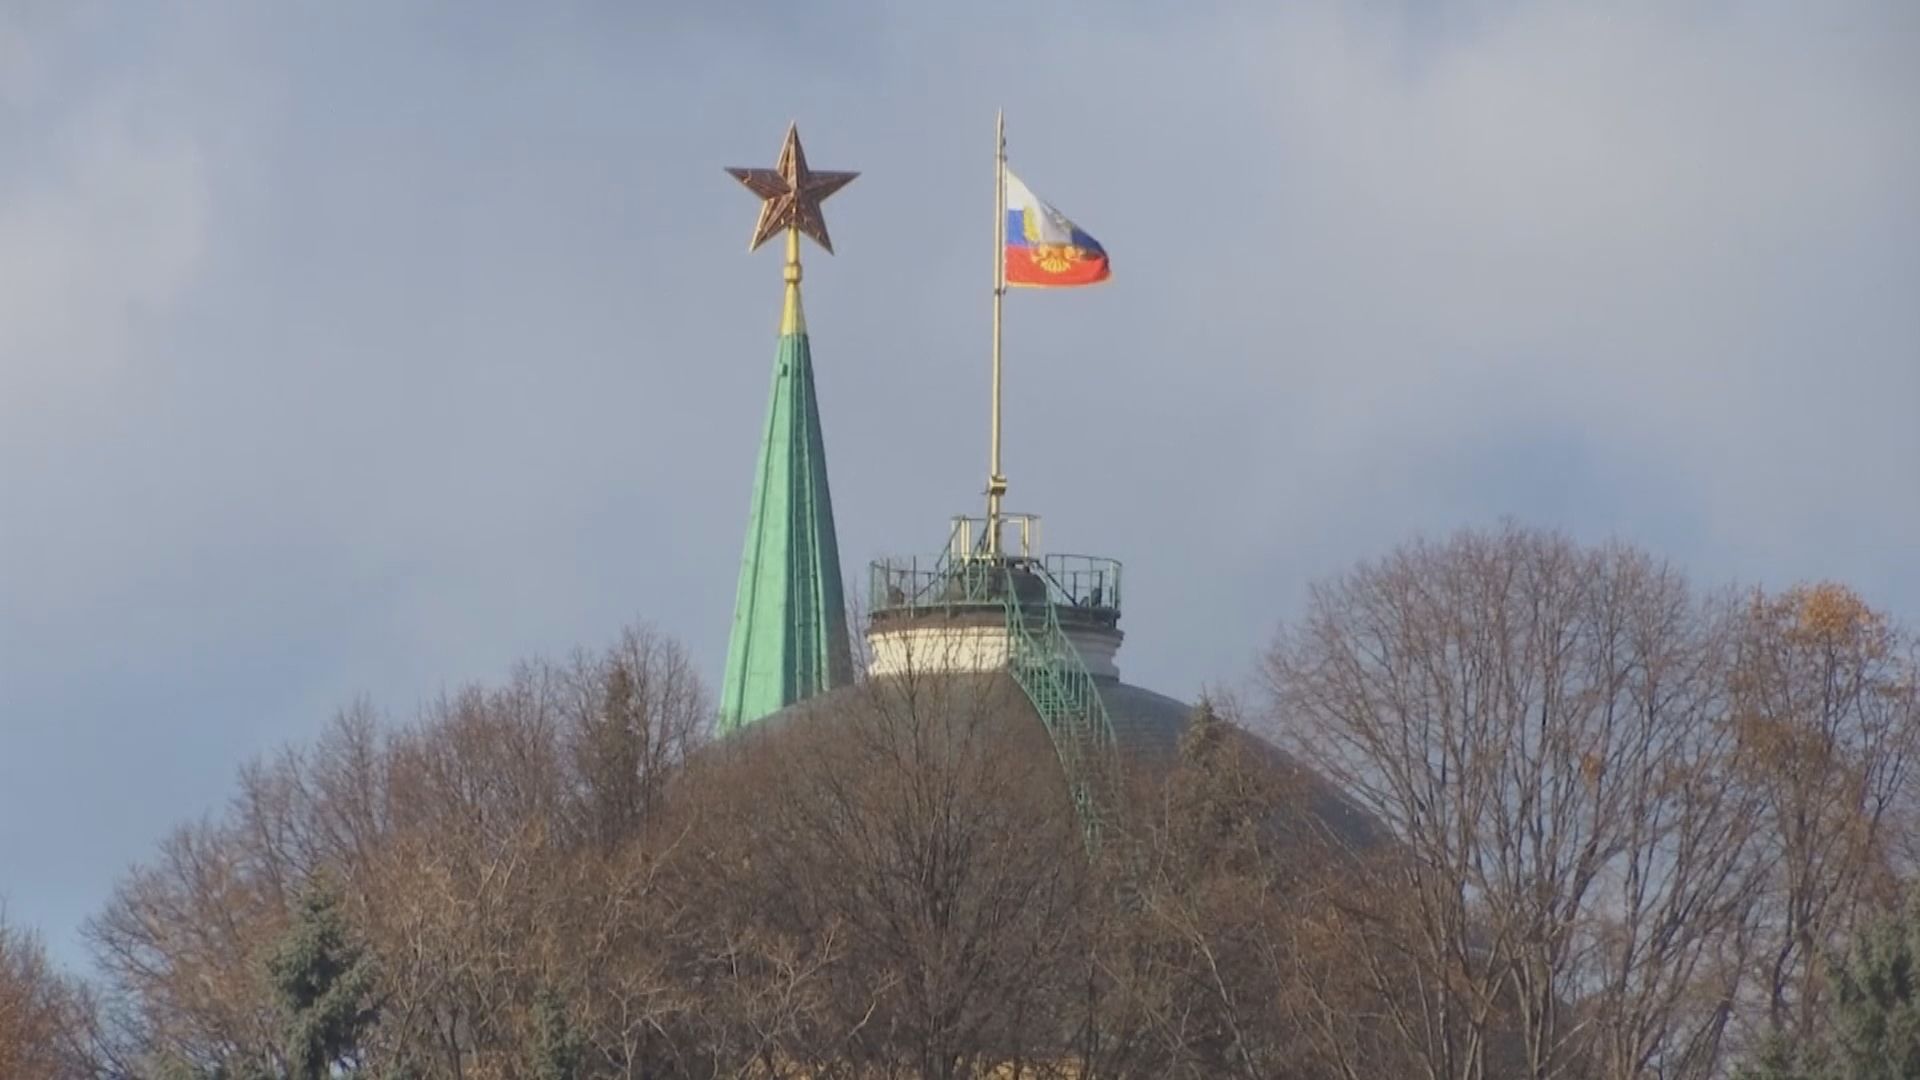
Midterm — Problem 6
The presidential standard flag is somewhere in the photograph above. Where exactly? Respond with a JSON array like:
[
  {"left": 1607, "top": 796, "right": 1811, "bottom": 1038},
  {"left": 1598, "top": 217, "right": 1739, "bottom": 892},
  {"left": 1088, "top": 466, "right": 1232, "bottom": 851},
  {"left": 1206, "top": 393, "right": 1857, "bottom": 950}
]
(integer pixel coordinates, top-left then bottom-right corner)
[{"left": 1002, "top": 168, "right": 1110, "bottom": 288}]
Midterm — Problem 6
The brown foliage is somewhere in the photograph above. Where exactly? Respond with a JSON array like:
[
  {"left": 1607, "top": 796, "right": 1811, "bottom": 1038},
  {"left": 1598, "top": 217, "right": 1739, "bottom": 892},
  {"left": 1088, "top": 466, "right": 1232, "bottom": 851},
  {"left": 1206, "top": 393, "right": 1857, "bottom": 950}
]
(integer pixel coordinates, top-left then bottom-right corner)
[
  {"left": 1731, "top": 582, "right": 1919, "bottom": 1045},
  {"left": 73, "top": 630, "right": 1114, "bottom": 1077},
  {"left": 686, "top": 672, "right": 1095, "bottom": 1077},
  {"left": 1085, "top": 699, "right": 1396, "bottom": 1080},
  {"left": 0, "top": 912, "right": 85, "bottom": 1079},
  {"left": 1264, "top": 525, "right": 1920, "bottom": 1080},
  {"left": 43, "top": 535, "right": 1915, "bottom": 1080},
  {"left": 80, "top": 626, "right": 709, "bottom": 1077}
]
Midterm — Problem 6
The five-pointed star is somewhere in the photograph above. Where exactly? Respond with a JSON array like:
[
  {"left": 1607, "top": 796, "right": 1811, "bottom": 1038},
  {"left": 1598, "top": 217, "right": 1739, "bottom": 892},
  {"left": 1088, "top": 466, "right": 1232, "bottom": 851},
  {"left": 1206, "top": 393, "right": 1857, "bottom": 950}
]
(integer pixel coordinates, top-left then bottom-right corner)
[{"left": 726, "top": 124, "right": 858, "bottom": 254}]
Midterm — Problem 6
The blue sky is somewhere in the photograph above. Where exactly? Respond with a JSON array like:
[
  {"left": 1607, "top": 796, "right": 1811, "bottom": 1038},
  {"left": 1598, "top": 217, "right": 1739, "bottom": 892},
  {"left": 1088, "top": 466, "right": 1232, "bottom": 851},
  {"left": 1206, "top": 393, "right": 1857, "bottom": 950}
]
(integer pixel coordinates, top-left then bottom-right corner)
[{"left": 2, "top": 2, "right": 1915, "bottom": 965}]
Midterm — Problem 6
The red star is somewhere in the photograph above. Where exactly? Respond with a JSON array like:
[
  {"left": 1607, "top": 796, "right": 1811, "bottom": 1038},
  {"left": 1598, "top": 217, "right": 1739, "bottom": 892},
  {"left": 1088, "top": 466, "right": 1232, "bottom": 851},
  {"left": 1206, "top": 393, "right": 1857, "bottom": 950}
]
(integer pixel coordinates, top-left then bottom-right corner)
[{"left": 726, "top": 124, "right": 858, "bottom": 254}]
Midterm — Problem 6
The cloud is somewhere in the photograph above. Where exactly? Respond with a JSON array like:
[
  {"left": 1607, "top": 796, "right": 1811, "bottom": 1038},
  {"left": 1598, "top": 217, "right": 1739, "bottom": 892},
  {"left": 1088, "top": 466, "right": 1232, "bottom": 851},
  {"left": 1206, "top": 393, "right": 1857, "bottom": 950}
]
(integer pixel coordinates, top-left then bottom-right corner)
[
  {"left": 0, "top": 41, "right": 209, "bottom": 426},
  {"left": 833, "top": 1, "right": 1919, "bottom": 691},
  {"left": 0, "top": 18, "right": 37, "bottom": 107},
  {"left": 0, "top": 1, "right": 1914, "bottom": 964},
  {"left": 1181, "top": 3, "right": 1920, "bottom": 577},
  {"left": 1278, "top": 4, "right": 1920, "bottom": 560}
]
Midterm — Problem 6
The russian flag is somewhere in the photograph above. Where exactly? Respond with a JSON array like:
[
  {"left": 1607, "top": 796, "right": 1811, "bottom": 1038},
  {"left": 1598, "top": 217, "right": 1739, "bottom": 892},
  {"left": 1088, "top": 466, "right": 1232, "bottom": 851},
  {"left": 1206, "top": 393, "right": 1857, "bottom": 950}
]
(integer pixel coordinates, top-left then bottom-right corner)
[{"left": 1004, "top": 168, "right": 1110, "bottom": 288}]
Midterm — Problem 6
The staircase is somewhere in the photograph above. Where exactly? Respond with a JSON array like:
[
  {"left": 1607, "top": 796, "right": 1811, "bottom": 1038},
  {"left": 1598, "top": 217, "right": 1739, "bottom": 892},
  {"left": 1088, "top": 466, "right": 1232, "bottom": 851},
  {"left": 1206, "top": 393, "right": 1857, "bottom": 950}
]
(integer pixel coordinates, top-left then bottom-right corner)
[{"left": 1003, "top": 569, "right": 1123, "bottom": 852}]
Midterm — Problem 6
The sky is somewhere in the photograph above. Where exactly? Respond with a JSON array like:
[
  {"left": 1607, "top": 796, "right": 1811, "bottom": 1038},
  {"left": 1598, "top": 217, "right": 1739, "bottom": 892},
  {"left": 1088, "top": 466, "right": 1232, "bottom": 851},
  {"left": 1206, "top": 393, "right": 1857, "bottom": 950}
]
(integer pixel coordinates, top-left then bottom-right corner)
[{"left": 1, "top": 2, "right": 1916, "bottom": 966}]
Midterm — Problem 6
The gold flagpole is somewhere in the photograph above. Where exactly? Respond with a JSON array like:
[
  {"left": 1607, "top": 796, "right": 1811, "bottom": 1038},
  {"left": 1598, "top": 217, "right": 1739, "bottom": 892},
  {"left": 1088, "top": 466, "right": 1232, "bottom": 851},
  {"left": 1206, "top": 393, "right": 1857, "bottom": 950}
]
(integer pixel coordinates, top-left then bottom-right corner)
[{"left": 987, "top": 109, "right": 1008, "bottom": 556}]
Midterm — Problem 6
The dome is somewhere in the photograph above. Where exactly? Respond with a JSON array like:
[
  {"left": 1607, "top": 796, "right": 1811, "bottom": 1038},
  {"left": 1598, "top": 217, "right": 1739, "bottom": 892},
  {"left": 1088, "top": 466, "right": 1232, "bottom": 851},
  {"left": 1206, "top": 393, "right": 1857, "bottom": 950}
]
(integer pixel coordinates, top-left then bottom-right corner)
[
  {"left": 754, "top": 672, "right": 1189, "bottom": 760},
  {"left": 695, "top": 516, "right": 1376, "bottom": 847},
  {"left": 747, "top": 670, "right": 1383, "bottom": 849}
]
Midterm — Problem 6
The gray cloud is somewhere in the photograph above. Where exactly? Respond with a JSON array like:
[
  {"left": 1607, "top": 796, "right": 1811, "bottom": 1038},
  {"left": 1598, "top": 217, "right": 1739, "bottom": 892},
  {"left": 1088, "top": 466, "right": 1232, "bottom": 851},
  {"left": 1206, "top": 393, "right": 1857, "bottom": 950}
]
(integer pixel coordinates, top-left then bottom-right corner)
[{"left": 1, "top": 1, "right": 1914, "bottom": 963}]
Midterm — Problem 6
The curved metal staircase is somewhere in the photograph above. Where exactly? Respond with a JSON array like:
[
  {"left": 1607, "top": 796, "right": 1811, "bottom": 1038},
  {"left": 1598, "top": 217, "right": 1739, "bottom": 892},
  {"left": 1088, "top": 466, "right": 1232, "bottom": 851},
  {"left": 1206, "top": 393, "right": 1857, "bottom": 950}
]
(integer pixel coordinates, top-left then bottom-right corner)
[{"left": 1003, "top": 568, "right": 1122, "bottom": 852}]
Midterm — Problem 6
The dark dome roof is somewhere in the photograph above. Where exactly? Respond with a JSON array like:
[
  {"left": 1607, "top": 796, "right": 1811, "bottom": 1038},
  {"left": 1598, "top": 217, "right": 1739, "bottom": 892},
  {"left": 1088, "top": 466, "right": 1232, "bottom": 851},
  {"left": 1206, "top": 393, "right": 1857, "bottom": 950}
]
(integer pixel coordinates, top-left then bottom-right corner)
[
  {"left": 745, "top": 671, "right": 1383, "bottom": 848},
  {"left": 753, "top": 671, "right": 1188, "bottom": 758}
]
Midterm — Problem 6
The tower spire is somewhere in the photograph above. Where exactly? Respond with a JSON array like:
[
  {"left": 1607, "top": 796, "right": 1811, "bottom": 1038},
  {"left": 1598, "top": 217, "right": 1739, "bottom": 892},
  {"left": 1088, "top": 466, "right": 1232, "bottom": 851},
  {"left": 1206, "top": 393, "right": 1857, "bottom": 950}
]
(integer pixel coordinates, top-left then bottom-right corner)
[
  {"left": 718, "top": 127, "right": 857, "bottom": 734},
  {"left": 781, "top": 229, "right": 804, "bottom": 335}
]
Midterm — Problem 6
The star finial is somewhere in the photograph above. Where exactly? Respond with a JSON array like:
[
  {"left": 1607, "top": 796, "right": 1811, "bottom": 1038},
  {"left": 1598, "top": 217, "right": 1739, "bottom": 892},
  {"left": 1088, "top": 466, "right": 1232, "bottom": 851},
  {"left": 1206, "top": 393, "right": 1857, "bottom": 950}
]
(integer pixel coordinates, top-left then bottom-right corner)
[{"left": 726, "top": 124, "right": 858, "bottom": 255}]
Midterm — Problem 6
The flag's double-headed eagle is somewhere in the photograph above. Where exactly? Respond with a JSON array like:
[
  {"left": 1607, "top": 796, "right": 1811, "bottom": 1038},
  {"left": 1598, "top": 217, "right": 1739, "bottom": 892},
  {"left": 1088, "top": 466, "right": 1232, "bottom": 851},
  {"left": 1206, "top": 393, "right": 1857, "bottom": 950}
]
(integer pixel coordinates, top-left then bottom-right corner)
[{"left": 726, "top": 124, "right": 857, "bottom": 254}]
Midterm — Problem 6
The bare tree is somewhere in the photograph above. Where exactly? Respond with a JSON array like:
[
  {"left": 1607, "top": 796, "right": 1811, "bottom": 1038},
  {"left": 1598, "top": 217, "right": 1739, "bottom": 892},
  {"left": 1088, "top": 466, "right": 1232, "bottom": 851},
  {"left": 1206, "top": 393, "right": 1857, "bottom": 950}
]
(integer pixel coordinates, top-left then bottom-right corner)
[
  {"left": 0, "top": 910, "right": 87, "bottom": 1079},
  {"left": 689, "top": 639, "right": 1097, "bottom": 1078},
  {"left": 559, "top": 625, "right": 708, "bottom": 854},
  {"left": 78, "top": 568, "right": 1911, "bottom": 1078},
  {"left": 1085, "top": 699, "right": 1383, "bottom": 1080},
  {"left": 1730, "top": 583, "right": 1919, "bottom": 1049},
  {"left": 84, "top": 624, "right": 712, "bottom": 1078},
  {"left": 85, "top": 819, "right": 290, "bottom": 1075},
  {"left": 1265, "top": 524, "right": 1774, "bottom": 1080}
]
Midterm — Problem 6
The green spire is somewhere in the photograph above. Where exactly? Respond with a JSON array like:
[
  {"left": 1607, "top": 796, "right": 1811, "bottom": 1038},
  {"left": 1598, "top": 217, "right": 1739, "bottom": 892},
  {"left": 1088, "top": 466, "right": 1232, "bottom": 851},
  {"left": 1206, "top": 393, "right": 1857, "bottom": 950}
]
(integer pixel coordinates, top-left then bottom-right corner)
[
  {"left": 717, "top": 243, "right": 852, "bottom": 733},
  {"left": 719, "top": 126, "right": 858, "bottom": 734}
]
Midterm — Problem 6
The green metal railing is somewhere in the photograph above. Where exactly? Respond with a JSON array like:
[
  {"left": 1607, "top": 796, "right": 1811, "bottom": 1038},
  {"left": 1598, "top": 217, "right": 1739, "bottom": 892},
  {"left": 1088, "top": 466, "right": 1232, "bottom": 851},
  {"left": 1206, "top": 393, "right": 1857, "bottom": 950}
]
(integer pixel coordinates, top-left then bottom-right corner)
[
  {"left": 869, "top": 553, "right": 1003, "bottom": 614},
  {"left": 863, "top": 514, "right": 1125, "bottom": 853},
  {"left": 1003, "top": 568, "right": 1123, "bottom": 852},
  {"left": 870, "top": 553, "right": 1122, "bottom": 619}
]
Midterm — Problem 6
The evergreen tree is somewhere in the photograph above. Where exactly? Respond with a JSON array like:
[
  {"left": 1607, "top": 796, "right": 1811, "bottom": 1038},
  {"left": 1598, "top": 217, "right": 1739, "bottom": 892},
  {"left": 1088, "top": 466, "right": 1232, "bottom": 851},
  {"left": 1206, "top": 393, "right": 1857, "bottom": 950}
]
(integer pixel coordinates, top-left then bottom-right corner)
[
  {"left": 266, "top": 875, "right": 379, "bottom": 1080},
  {"left": 580, "top": 663, "right": 646, "bottom": 852},
  {"left": 1826, "top": 885, "right": 1920, "bottom": 1079},
  {"left": 528, "top": 986, "right": 585, "bottom": 1080},
  {"left": 1167, "top": 698, "right": 1271, "bottom": 877},
  {"left": 148, "top": 1056, "right": 277, "bottom": 1080},
  {"left": 1738, "top": 886, "right": 1920, "bottom": 1080},
  {"left": 1735, "top": 1036, "right": 1831, "bottom": 1080}
]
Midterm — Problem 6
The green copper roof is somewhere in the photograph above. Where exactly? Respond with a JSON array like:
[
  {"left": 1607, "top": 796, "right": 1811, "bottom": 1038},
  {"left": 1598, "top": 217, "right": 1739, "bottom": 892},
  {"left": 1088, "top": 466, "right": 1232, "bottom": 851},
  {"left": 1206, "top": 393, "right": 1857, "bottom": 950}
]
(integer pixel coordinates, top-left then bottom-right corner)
[{"left": 717, "top": 286, "right": 852, "bottom": 734}]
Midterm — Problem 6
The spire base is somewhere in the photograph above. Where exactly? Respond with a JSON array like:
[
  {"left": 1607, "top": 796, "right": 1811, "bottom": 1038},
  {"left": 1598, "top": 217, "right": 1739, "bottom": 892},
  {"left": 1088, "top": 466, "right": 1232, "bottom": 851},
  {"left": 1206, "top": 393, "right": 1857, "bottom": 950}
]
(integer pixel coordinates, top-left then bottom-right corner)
[{"left": 780, "top": 227, "right": 806, "bottom": 336}]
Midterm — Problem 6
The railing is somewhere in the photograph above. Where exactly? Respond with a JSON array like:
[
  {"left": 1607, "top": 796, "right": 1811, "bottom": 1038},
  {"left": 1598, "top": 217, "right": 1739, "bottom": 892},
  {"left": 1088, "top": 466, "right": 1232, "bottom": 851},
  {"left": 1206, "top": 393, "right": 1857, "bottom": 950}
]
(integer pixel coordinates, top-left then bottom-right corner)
[
  {"left": 861, "top": 516, "right": 1126, "bottom": 852},
  {"left": 870, "top": 552, "right": 1121, "bottom": 619},
  {"left": 1036, "top": 555, "right": 1122, "bottom": 614},
  {"left": 1003, "top": 567, "right": 1123, "bottom": 853},
  {"left": 945, "top": 514, "right": 1039, "bottom": 560},
  {"left": 869, "top": 554, "right": 1002, "bottom": 614}
]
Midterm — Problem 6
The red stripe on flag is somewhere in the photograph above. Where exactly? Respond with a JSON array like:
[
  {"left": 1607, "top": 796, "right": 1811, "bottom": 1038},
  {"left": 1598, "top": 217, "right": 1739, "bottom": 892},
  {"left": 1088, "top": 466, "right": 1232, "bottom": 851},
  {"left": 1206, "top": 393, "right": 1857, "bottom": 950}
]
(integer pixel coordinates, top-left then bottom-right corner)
[{"left": 1004, "top": 247, "right": 1110, "bottom": 288}]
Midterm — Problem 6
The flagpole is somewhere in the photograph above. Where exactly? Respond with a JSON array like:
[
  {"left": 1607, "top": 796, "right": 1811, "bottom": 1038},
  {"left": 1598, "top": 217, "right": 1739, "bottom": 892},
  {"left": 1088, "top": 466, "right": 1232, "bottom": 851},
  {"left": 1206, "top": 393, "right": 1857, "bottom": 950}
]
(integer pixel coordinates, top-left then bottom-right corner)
[{"left": 987, "top": 109, "right": 1007, "bottom": 557}]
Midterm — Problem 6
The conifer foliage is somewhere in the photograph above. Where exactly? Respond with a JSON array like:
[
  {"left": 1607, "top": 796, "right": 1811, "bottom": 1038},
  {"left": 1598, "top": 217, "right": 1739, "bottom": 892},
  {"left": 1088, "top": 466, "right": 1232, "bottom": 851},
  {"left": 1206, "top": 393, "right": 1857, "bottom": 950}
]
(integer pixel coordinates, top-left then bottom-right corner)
[
  {"left": 527, "top": 988, "right": 584, "bottom": 1080},
  {"left": 1740, "top": 887, "right": 1920, "bottom": 1080},
  {"left": 267, "top": 877, "right": 378, "bottom": 1080}
]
